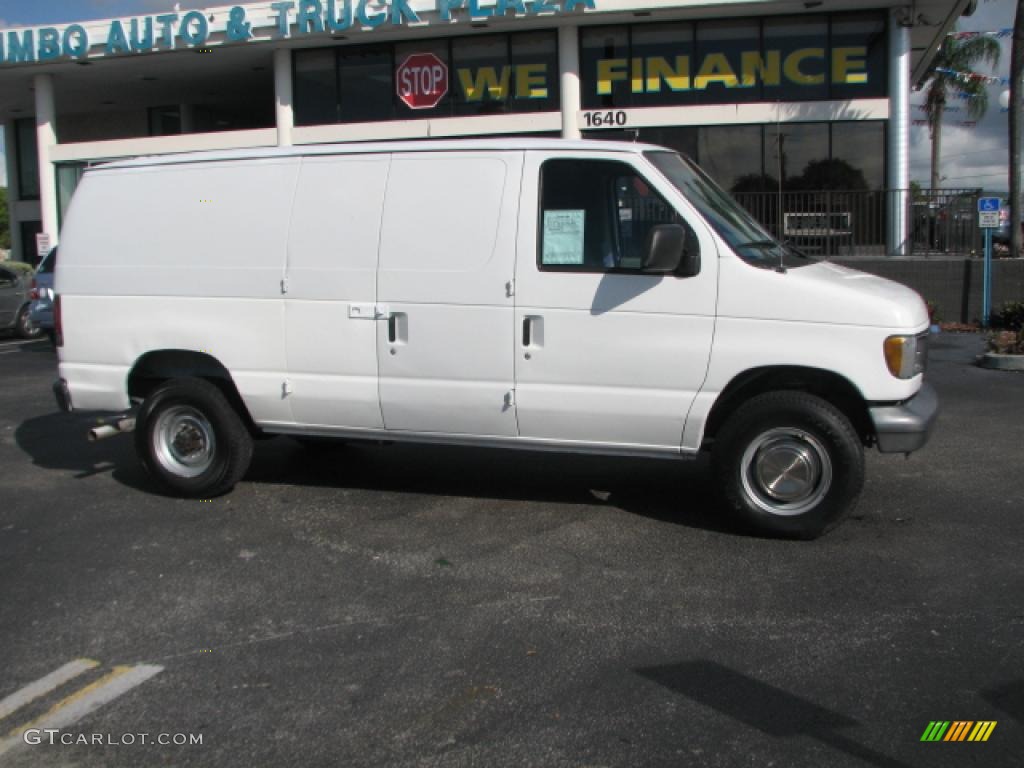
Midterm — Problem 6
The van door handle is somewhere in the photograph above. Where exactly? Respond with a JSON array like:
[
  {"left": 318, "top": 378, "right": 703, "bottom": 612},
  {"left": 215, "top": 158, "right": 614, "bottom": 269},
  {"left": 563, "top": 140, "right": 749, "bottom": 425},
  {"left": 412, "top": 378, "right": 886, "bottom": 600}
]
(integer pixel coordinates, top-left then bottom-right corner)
[
  {"left": 522, "top": 316, "right": 543, "bottom": 349},
  {"left": 388, "top": 312, "right": 407, "bottom": 345}
]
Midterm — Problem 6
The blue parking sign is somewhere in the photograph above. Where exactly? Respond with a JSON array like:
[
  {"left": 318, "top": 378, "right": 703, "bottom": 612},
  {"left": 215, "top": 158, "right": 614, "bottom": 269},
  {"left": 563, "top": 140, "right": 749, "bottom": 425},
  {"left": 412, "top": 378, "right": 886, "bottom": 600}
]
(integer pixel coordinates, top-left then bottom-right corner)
[{"left": 978, "top": 197, "right": 1001, "bottom": 213}]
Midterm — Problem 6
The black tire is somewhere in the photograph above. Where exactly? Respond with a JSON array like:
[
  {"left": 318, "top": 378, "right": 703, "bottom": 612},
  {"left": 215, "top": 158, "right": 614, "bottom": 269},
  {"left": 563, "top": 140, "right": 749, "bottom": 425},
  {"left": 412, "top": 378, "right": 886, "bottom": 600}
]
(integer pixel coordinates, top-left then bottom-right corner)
[
  {"left": 711, "top": 391, "right": 864, "bottom": 539},
  {"left": 136, "top": 378, "right": 253, "bottom": 498},
  {"left": 15, "top": 304, "right": 43, "bottom": 340}
]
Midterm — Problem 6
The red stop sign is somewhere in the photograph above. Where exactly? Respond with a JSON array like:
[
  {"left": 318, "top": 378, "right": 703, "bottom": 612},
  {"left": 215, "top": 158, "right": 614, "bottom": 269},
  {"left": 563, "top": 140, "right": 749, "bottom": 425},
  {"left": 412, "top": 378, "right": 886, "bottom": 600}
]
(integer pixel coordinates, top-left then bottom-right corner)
[{"left": 396, "top": 53, "right": 448, "bottom": 110}]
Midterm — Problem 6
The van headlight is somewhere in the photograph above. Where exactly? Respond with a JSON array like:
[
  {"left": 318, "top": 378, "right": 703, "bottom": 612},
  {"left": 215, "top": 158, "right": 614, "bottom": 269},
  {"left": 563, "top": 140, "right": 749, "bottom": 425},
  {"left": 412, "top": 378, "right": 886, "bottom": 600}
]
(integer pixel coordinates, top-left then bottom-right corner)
[{"left": 884, "top": 333, "right": 929, "bottom": 379}]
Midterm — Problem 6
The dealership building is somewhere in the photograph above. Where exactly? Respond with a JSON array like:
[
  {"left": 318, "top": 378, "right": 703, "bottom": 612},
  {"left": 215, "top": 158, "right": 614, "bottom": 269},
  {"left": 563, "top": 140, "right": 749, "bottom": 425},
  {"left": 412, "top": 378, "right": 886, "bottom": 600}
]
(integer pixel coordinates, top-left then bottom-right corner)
[{"left": 1, "top": 0, "right": 973, "bottom": 264}]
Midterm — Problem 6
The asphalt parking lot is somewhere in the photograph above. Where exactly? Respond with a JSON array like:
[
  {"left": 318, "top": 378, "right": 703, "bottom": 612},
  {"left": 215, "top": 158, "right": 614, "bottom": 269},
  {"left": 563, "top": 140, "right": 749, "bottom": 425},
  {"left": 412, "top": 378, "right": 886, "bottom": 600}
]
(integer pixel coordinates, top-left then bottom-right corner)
[{"left": 0, "top": 332, "right": 1022, "bottom": 767}]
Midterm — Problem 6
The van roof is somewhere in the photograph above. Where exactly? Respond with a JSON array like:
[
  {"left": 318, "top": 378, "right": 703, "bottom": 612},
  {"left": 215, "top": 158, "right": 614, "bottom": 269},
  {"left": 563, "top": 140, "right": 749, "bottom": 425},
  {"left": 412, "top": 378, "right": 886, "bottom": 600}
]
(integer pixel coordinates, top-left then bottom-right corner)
[{"left": 93, "top": 138, "right": 666, "bottom": 171}]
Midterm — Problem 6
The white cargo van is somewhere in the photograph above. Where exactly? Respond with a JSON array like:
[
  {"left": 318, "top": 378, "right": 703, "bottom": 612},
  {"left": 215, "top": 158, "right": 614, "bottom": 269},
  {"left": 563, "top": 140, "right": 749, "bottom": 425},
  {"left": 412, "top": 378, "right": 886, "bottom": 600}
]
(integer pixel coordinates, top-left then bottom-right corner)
[{"left": 53, "top": 139, "right": 936, "bottom": 538}]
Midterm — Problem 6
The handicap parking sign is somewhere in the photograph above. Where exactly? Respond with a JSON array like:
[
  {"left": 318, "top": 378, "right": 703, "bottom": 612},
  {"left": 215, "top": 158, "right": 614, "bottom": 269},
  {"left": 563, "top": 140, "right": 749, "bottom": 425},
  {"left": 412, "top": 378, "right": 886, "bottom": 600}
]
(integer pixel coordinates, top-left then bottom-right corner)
[{"left": 978, "top": 197, "right": 1001, "bottom": 213}]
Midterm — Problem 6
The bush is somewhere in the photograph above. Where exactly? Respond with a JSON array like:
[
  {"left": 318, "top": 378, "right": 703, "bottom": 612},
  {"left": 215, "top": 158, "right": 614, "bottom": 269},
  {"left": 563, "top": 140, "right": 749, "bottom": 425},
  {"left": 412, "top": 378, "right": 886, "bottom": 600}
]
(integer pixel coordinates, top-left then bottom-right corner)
[{"left": 991, "top": 301, "right": 1024, "bottom": 331}]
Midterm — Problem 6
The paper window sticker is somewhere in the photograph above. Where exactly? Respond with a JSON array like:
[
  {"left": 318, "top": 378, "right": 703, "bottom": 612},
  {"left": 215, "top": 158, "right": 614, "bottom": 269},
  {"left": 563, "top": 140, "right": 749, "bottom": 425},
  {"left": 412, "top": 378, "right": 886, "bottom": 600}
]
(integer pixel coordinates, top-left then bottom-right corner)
[{"left": 542, "top": 209, "right": 585, "bottom": 265}]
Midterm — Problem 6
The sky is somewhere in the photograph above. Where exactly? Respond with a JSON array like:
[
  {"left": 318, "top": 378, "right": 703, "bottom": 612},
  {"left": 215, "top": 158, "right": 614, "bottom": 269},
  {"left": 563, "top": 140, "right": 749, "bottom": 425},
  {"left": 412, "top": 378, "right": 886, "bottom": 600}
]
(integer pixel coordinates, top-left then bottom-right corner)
[{"left": 0, "top": 0, "right": 1019, "bottom": 191}]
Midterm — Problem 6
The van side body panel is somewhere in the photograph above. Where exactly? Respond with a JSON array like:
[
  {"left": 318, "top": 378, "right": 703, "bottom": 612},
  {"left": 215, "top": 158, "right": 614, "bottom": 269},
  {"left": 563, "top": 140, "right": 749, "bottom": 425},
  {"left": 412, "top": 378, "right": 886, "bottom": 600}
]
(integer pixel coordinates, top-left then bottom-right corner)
[{"left": 57, "top": 159, "right": 299, "bottom": 418}]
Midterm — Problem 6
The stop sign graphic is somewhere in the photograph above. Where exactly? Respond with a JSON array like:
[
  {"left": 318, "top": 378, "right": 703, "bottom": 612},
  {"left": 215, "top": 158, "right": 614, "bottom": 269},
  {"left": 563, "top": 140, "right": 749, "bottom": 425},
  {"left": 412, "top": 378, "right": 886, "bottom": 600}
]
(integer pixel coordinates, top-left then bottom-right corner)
[{"left": 396, "top": 53, "right": 448, "bottom": 110}]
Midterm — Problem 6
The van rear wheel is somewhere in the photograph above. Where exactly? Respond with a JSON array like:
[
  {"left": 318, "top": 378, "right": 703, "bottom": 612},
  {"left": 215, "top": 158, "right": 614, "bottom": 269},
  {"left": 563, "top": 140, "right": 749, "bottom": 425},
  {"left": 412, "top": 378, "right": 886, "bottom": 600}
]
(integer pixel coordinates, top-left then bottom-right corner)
[
  {"left": 136, "top": 378, "right": 253, "bottom": 498},
  {"left": 711, "top": 391, "right": 864, "bottom": 539}
]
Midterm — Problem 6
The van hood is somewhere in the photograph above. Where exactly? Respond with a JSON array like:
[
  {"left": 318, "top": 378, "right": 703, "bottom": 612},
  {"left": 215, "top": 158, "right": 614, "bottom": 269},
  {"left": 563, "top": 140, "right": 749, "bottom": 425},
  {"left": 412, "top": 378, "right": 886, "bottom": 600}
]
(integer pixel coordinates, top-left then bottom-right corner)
[{"left": 719, "top": 259, "right": 930, "bottom": 330}]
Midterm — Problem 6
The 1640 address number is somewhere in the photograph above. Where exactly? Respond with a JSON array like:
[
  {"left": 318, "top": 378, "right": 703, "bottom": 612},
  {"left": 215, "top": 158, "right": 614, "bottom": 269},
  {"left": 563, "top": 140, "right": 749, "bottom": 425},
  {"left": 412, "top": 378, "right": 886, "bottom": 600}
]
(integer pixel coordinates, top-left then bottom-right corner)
[{"left": 581, "top": 110, "right": 628, "bottom": 128}]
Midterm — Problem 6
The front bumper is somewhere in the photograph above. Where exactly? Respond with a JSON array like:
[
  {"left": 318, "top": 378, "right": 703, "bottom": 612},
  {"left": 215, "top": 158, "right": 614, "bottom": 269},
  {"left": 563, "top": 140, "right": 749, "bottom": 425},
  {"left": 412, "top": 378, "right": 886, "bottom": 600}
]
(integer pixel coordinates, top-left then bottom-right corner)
[{"left": 869, "top": 383, "right": 939, "bottom": 454}]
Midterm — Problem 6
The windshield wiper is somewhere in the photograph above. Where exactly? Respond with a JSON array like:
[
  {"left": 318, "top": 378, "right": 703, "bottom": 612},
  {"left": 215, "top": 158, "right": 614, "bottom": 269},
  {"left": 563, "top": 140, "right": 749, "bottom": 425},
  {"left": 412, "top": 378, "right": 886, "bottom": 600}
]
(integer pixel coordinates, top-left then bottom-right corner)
[{"left": 733, "top": 240, "right": 780, "bottom": 250}]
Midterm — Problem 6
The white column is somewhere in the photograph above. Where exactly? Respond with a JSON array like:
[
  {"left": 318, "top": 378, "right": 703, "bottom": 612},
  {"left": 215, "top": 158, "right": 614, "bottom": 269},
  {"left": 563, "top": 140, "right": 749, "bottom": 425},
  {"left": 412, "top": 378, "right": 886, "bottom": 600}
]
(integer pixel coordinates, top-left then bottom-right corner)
[
  {"left": 3, "top": 121, "right": 22, "bottom": 261},
  {"left": 34, "top": 73, "right": 59, "bottom": 249},
  {"left": 887, "top": 10, "right": 911, "bottom": 257},
  {"left": 274, "top": 49, "right": 294, "bottom": 147},
  {"left": 558, "top": 25, "right": 581, "bottom": 140}
]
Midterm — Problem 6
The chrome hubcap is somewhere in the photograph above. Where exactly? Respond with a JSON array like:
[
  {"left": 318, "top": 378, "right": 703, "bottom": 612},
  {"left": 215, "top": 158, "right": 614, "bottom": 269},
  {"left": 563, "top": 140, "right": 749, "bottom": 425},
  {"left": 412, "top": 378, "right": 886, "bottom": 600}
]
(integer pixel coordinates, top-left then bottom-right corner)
[
  {"left": 740, "top": 428, "right": 832, "bottom": 516},
  {"left": 153, "top": 406, "right": 215, "bottom": 478}
]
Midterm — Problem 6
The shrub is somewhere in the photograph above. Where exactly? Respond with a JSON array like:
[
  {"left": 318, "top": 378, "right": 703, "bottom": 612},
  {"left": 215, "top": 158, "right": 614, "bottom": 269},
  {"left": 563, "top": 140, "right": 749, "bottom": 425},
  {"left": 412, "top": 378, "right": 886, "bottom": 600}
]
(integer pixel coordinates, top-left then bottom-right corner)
[{"left": 990, "top": 301, "right": 1024, "bottom": 331}]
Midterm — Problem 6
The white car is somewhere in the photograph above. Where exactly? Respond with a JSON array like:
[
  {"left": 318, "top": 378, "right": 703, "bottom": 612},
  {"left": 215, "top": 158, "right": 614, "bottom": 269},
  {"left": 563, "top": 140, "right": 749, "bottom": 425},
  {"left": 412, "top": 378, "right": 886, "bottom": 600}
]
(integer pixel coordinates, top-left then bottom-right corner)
[{"left": 52, "top": 139, "right": 936, "bottom": 538}]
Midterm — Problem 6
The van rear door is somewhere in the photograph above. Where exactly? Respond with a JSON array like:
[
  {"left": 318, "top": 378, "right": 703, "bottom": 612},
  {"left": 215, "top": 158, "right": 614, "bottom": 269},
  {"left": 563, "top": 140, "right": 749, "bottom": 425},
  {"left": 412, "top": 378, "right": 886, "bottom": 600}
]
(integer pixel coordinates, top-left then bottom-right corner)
[{"left": 376, "top": 151, "right": 522, "bottom": 437}]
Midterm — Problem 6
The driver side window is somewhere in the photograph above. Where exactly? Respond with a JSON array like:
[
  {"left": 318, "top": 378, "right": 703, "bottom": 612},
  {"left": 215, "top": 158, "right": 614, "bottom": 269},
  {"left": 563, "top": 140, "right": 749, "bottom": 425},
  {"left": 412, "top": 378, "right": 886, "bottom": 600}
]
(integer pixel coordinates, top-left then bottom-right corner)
[{"left": 538, "top": 158, "right": 692, "bottom": 272}]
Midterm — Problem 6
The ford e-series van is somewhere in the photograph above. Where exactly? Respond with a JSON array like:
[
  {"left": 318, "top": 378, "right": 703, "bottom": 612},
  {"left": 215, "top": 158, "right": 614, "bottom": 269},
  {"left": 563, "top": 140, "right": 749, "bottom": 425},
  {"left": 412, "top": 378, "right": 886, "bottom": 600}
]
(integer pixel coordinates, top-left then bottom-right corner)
[{"left": 53, "top": 139, "right": 937, "bottom": 538}]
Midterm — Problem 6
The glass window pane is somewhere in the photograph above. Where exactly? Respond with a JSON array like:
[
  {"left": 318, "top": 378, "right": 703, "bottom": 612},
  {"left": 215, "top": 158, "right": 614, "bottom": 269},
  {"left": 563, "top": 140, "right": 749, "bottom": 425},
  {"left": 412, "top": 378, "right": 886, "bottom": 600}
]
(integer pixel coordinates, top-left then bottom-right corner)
[
  {"left": 767, "top": 123, "right": 829, "bottom": 189},
  {"left": 509, "top": 31, "right": 559, "bottom": 113},
  {"left": 581, "top": 26, "right": 629, "bottom": 109},
  {"left": 339, "top": 45, "right": 394, "bottom": 123},
  {"left": 697, "top": 125, "right": 763, "bottom": 194},
  {"left": 694, "top": 20, "right": 761, "bottom": 105},
  {"left": 831, "top": 12, "right": 887, "bottom": 100},
  {"left": 394, "top": 39, "right": 451, "bottom": 119},
  {"left": 539, "top": 158, "right": 685, "bottom": 271},
  {"left": 831, "top": 122, "right": 884, "bottom": 189},
  {"left": 452, "top": 35, "right": 510, "bottom": 117},
  {"left": 630, "top": 23, "right": 695, "bottom": 107},
  {"left": 295, "top": 49, "right": 339, "bottom": 126},
  {"left": 763, "top": 16, "right": 828, "bottom": 102},
  {"left": 16, "top": 118, "right": 39, "bottom": 200}
]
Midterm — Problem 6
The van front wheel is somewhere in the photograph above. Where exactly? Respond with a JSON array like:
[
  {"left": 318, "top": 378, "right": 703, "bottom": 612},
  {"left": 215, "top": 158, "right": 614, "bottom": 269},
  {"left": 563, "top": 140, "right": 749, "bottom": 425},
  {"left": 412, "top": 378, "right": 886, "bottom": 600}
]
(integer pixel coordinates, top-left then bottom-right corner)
[
  {"left": 711, "top": 391, "right": 864, "bottom": 539},
  {"left": 136, "top": 378, "right": 253, "bottom": 498}
]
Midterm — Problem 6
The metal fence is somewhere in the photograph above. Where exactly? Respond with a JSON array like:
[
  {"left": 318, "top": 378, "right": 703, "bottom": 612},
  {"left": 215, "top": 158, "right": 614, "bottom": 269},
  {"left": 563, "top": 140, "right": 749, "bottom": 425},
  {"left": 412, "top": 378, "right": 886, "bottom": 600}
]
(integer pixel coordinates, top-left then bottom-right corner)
[{"left": 732, "top": 188, "right": 981, "bottom": 258}]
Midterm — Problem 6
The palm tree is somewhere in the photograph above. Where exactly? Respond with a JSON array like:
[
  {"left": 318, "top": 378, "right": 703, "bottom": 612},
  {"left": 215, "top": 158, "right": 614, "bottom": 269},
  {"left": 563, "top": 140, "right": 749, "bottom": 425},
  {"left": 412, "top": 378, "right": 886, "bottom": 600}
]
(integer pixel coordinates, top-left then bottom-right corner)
[
  {"left": 925, "top": 34, "right": 1001, "bottom": 189},
  {"left": 1010, "top": 0, "right": 1023, "bottom": 257}
]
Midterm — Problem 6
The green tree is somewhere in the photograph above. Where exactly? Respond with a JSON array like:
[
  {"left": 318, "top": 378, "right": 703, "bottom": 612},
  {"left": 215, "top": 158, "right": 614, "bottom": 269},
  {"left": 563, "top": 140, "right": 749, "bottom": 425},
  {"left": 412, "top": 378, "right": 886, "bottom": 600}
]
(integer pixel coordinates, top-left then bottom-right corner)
[
  {"left": 0, "top": 188, "right": 10, "bottom": 251},
  {"left": 924, "top": 34, "right": 1001, "bottom": 189}
]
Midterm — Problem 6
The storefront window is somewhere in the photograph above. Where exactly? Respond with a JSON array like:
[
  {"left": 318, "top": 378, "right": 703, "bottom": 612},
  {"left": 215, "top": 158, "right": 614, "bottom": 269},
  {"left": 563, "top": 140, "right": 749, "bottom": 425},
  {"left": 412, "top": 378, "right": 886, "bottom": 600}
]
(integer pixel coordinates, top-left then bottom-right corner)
[
  {"left": 453, "top": 35, "right": 510, "bottom": 117},
  {"left": 509, "top": 32, "right": 559, "bottom": 114},
  {"left": 831, "top": 13, "right": 887, "bottom": 100},
  {"left": 768, "top": 123, "right": 830, "bottom": 189},
  {"left": 698, "top": 125, "right": 764, "bottom": 195},
  {"left": 580, "top": 12, "right": 887, "bottom": 110},
  {"left": 295, "top": 49, "right": 339, "bottom": 125},
  {"left": 630, "top": 24, "right": 696, "bottom": 108},
  {"left": 339, "top": 45, "right": 394, "bottom": 123},
  {"left": 831, "top": 122, "right": 885, "bottom": 189},
  {"left": 581, "top": 26, "right": 629, "bottom": 109},
  {"left": 695, "top": 20, "right": 761, "bottom": 104},
  {"left": 394, "top": 39, "right": 451, "bottom": 120},
  {"left": 15, "top": 118, "right": 39, "bottom": 200},
  {"left": 763, "top": 16, "right": 828, "bottom": 102}
]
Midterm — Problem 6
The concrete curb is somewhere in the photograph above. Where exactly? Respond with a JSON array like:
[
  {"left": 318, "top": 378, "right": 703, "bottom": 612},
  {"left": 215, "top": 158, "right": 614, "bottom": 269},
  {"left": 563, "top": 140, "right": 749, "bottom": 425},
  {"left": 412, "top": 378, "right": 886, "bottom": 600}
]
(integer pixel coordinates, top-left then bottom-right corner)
[{"left": 978, "top": 353, "right": 1024, "bottom": 371}]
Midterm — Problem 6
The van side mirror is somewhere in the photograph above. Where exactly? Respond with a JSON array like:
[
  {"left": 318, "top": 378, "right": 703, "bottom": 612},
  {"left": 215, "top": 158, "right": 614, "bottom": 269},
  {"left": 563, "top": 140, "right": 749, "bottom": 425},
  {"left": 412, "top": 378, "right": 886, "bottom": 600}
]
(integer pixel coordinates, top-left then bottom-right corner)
[
  {"left": 642, "top": 224, "right": 684, "bottom": 273},
  {"left": 642, "top": 224, "right": 700, "bottom": 277}
]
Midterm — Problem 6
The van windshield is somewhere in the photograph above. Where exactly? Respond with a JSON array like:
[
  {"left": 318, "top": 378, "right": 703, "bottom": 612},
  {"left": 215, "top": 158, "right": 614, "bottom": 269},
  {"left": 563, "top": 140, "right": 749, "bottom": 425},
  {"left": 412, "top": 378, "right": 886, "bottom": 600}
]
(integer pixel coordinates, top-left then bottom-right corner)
[{"left": 645, "top": 150, "right": 814, "bottom": 269}]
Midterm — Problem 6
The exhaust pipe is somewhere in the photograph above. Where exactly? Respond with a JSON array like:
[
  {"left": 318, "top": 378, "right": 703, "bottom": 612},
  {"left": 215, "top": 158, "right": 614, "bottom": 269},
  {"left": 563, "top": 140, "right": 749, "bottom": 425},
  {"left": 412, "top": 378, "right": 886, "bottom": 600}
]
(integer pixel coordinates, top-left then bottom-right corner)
[{"left": 88, "top": 416, "right": 136, "bottom": 442}]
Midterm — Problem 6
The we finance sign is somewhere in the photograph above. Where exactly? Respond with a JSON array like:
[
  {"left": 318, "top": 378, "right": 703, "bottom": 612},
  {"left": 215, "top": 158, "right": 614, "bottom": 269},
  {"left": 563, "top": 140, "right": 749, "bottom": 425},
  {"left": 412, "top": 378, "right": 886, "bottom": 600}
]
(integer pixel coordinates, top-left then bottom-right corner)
[{"left": 0, "top": 0, "right": 595, "bottom": 66}]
